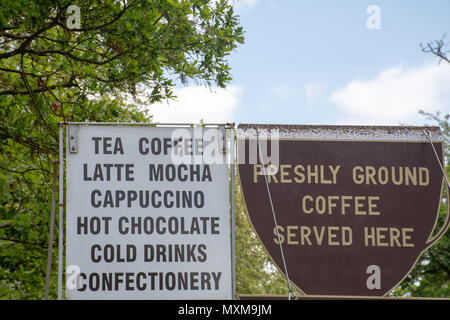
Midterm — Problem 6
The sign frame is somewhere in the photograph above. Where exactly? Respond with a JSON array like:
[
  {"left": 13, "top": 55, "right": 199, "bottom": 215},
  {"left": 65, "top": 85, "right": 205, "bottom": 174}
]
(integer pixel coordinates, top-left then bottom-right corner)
[{"left": 58, "top": 122, "right": 236, "bottom": 300}]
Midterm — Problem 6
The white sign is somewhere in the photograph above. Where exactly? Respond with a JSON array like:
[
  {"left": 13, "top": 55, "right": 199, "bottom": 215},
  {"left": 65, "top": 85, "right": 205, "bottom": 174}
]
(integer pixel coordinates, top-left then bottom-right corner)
[{"left": 65, "top": 125, "right": 232, "bottom": 299}]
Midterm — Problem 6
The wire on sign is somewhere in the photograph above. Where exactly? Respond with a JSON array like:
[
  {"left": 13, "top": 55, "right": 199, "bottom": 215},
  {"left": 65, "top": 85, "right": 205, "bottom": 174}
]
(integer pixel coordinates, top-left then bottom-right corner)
[{"left": 256, "top": 130, "right": 298, "bottom": 300}]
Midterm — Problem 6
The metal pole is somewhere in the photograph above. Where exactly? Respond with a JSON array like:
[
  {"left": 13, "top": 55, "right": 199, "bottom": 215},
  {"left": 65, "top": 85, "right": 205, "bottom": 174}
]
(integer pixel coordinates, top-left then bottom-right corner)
[
  {"left": 58, "top": 124, "right": 64, "bottom": 300},
  {"left": 44, "top": 160, "right": 58, "bottom": 300},
  {"left": 61, "top": 122, "right": 235, "bottom": 127},
  {"left": 230, "top": 128, "right": 236, "bottom": 300}
]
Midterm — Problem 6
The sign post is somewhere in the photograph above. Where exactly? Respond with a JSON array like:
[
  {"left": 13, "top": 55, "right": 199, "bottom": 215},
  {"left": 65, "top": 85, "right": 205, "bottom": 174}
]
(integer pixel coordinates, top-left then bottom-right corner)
[{"left": 63, "top": 123, "right": 233, "bottom": 299}]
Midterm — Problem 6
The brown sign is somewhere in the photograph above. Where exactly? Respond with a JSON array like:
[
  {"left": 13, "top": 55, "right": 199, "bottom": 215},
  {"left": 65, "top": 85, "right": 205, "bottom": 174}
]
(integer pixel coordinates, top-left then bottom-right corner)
[{"left": 237, "top": 124, "right": 449, "bottom": 297}]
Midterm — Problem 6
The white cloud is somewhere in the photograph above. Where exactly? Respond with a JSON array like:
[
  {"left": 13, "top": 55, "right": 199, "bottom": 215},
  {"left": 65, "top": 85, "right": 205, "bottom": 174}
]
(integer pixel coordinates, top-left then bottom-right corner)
[
  {"left": 305, "top": 83, "right": 326, "bottom": 109},
  {"left": 146, "top": 85, "right": 243, "bottom": 123},
  {"left": 330, "top": 62, "right": 450, "bottom": 125},
  {"left": 271, "top": 82, "right": 327, "bottom": 109},
  {"left": 271, "top": 84, "right": 293, "bottom": 100}
]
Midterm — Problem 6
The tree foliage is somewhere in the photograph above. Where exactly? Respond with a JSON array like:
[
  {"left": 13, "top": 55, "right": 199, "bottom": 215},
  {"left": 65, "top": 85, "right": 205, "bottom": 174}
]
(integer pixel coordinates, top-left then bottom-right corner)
[
  {"left": 0, "top": 0, "right": 243, "bottom": 299},
  {"left": 389, "top": 36, "right": 450, "bottom": 297},
  {"left": 390, "top": 111, "right": 450, "bottom": 298},
  {"left": 234, "top": 179, "right": 289, "bottom": 296}
]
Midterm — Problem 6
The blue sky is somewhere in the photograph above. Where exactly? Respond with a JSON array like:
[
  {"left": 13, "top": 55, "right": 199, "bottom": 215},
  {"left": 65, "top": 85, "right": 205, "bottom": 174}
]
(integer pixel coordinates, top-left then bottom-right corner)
[{"left": 149, "top": 0, "right": 450, "bottom": 126}]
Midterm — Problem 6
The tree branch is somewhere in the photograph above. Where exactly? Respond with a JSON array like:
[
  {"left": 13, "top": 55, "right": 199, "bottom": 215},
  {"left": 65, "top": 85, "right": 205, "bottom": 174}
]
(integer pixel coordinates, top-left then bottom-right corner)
[
  {"left": 421, "top": 34, "right": 450, "bottom": 64},
  {"left": 22, "top": 48, "right": 126, "bottom": 65},
  {"left": 0, "top": 20, "right": 58, "bottom": 60},
  {"left": 0, "top": 163, "right": 51, "bottom": 175},
  {"left": 0, "top": 67, "right": 40, "bottom": 77},
  {"left": 0, "top": 236, "right": 47, "bottom": 248},
  {"left": 0, "top": 81, "right": 78, "bottom": 96}
]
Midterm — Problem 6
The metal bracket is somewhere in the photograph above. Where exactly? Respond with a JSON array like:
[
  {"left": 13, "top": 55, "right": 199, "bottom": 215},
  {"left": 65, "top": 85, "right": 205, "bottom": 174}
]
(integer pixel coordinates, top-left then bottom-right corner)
[
  {"left": 219, "top": 125, "right": 227, "bottom": 155},
  {"left": 67, "top": 125, "right": 78, "bottom": 154}
]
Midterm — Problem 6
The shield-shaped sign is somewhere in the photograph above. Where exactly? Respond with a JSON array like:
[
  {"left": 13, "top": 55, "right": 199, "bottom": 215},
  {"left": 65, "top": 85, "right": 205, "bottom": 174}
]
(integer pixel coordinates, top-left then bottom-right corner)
[{"left": 237, "top": 124, "right": 449, "bottom": 297}]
